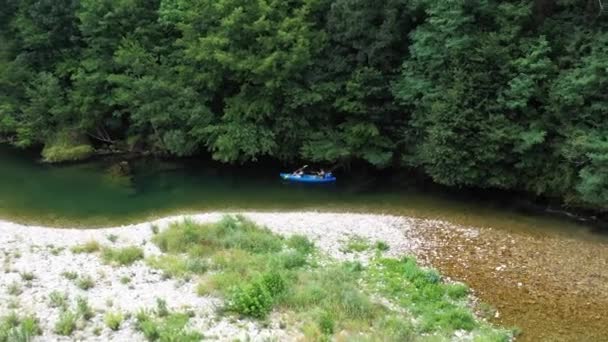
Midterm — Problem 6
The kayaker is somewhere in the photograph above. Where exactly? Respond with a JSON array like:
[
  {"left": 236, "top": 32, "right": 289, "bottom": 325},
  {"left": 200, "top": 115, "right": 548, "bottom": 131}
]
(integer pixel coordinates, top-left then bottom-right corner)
[{"left": 317, "top": 169, "right": 326, "bottom": 178}]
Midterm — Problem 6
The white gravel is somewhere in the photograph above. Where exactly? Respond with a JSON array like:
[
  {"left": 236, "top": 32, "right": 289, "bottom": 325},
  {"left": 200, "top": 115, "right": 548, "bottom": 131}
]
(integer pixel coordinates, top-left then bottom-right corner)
[{"left": 0, "top": 212, "right": 422, "bottom": 341}]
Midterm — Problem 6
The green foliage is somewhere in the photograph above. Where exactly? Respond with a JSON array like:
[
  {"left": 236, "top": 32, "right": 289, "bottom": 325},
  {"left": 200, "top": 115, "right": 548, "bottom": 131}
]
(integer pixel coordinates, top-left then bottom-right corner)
[
  {"left": 71, "top": 240, "right": 101, "bottom": 254},
  {"left": 102, "top": 246, "right": 144, "bottom": 266},
  {"left": 54, "top": 311, "right": 77, "bottom": 336},
  {"left": 150, "top": 216, "right": 507, "bottom": 339},
  {"left": 104, "top": 312, "right": 123, "bottom": 331},
  {"left": 0, "top": 313, "right": 41, "bottom": 342},
  {"left": 228, "top": 278, "right": 274, "bottom": 318},
  {"left": 48, "top": 291, "right": 68, "bottom": 310},
  {"left": 1, "top": 0, "right": 607, "bottom": 209},
  {"left": 135, "top": 310, "right": 202, "bottom": 342},
  {"left": 61, "top": 271, "right": 78, "bottom": 280},
  {"left": 287, "top": 235, "right": 315, "bottom": 255},
  {"left": 76, "top": 297, "right": 94, "bottom": 321},
  {"left": 41, "top": 143, "right": 94, "bottom": 163},
  {"left": 341, "top": 236, "right": 370, "bottom": 253},
  {"left": 7, "top": 282, "right": 22, "bottom": 296},
  {"left": 76, "top": 275, "right": 95, "bottom": 291}
]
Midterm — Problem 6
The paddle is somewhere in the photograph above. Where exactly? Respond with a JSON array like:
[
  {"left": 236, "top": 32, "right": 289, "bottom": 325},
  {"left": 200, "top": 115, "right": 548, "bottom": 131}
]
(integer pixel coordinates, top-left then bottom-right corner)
[{"left": 292, "top": 165, "right": 308, "bottom": 174}]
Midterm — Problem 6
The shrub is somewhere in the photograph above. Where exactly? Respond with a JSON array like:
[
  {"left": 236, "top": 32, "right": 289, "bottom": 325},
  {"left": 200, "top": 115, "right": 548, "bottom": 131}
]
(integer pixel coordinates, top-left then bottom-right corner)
[
  {"left": 71, "top": 240, "right": 101, "bottom": 254},
  {"left": 106, "top": 234, "right": 119, "bottom": 243},
  {"left": 0, "top": 313, "right": 41, "bottom": 342},
  {"left": 317, "top": 310, "right": 335, "bottom": 335},
  {"left": 228, "top": 280, "right": 273, "bottom": 318},
  {"left": 102, "top": 246, "right": 144, "bottom": 266},
  {"left": 76, "top": 275, "right": 95, "bottom": 291},
  {"left": 287, "top": 235, "right": 315, "bottom": 255},
  {"left": 447, "top": 283, "right": 469, "bottom": 299},
  {"left": 120, "top": 276, "right": 132, "bottom": 284},
  {"left": 19, "top": 272, "right": 35, "bottom": 281},
  {"left": 375, "top": 315, "right": 414, "bottom": 341},
  {"left": 276, "top": 251, "right": 307, "bottom": 269},
  {"left": 375, "top": 241, "right": 390, "bottom": 252},
  {"left": 342, "top": 236, "right": 369, "bottom": 253},
  {"left": 76, "top": 297, "right": 94, "bottom": 321},
  {"left": 261, "top": 271, "right": 286, "bottom": 297},
  {"left": 135, "top": 310, "right": 202, "bottom": 342},
  {"left": 104, "top": 312, "right": 123, "bottom": 331},
  {"left": 153, "top": 216, "right": 283, "bottom": 255},
  {"left": 54, "top": 311, "right": 77, "bottom": 336},
  {"left": 49, "top": 291, "right": 68, "bottom": 309},
  {"left": 420, "top": 307, "right": 477, "bottom": 332},
  {"left": 42, "top": 143, "right": 93, "bottom": 163},
  {"left": 156, "top": 298, "right": 169, "bottom": 318},
  {"left": 7, "top": 282, "right": 22, "bottom": 296},
  {"left": 61, "top": 271, "right": 78, "bottom": 280},
  {"left": 147, "top": 255, "right": 208, "bottom": 278}
]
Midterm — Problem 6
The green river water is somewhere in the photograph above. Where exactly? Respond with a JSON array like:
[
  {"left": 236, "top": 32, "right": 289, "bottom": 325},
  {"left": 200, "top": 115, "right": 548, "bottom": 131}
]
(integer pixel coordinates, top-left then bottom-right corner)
[{"left": 1, "top": 144, "right": 607, "bottom": 341}]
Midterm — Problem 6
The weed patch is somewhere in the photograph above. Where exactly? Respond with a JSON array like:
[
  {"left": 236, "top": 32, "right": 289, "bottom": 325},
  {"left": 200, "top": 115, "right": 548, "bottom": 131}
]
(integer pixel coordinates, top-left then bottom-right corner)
[
  {"left": 102, "top": 246, "right": 144, "bottom": 266},
  {"left": 0, "top": 313, "right": 41, "bottom": 342},
  {"left": 151, "top": 216, "right": 510, "bottom": 340},
  {"left": 71, "top": 240, "right": 101, "bottom": 254}
]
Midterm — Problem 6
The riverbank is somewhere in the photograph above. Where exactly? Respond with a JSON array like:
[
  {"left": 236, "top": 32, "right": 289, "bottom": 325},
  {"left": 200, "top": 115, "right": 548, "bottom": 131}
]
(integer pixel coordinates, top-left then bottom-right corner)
[{"left": 0, "top": 212, "right": 510, "bottom": 341}]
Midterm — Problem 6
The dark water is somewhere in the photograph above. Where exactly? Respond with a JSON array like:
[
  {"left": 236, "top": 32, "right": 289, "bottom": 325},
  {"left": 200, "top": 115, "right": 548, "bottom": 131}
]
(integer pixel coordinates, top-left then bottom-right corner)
[
  {"left": 2, "top": 144, "right": 608, "bottom": 341},
  {"left": 0, "top": 144, "right": 596, "bottom": 235},
  {"left": 0, "top": 144, "right": 600, "bottom": 236}
]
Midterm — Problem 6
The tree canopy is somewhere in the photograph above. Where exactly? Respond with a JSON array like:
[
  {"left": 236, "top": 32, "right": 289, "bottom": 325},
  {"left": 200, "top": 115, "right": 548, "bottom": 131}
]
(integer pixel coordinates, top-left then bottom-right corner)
[{"left": 1, "top": 0, "right": 607, "bottom": 209}]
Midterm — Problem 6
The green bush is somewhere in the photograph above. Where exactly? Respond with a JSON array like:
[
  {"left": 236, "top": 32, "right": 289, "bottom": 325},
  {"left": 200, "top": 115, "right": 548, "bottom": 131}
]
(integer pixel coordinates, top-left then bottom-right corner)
[
  {"left": 0, "top": 313, "right": 41, "bottom": 342},
  {"left": 228, "top": 280, "right": 273, "bottom": 318},
  {"left": 54, "top": 311, "right": 77, "bottom": 336},
  {"left": 136, "top": 310, "right": 202, "bottom": 342},
  {"left": 48, "top": 291, "right": 68, "bottom": 309},
  {"left": 76, "top": 297, "right": 94, "bottom": 321},
  {"left": 317, "top": 310, "right": 335, "bottom": 335},
  {"left": 342, "top": 236, "right": 369, "bottom": 253},
  {"left": 153, "top": 216, "right": 283, "bottom": 255},
  {"left": 71, "top": 240, "right": 101, "bottom": 254},
  {"left": 375, "top": 241, "right": 390, "bottom": 252},
  {"left": 287, "top": 235, "right": 315, "bottom": 255},
  {"left": 261, "top": 271, "right": 286, "bottom": 296},
  {"left": 447, "top": 283, "right": 469, "bottom": 299},
  {"left": 102, "top": 246, "right": 144, "bottom": 266},
  {"left": 76, "top": 275, "right": 95, "bottom": 290},
  {"left": 41, "top": 132, "right": 94, "bottom": 164},
  {"left": 104, "top": 312, "right": 123, "bottom": 331}
]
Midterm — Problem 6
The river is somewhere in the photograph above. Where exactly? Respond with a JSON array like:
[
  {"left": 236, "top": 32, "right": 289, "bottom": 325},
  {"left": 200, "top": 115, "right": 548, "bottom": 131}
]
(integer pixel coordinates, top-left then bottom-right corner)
[{"left": 0, "top": 145, "right": 606, "bottom": 341}]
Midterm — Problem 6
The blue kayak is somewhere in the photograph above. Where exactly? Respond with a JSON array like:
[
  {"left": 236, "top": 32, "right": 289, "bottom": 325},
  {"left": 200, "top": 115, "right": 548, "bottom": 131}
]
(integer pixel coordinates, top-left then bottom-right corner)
[{"left": 280, "top": 173, "right": 336, "bottom": 183}]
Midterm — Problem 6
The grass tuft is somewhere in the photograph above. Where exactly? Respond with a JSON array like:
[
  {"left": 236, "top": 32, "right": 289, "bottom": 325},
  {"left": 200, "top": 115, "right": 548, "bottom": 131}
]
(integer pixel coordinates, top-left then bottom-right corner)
[
  {"left": 341, "top": 235, "right": 370, "bottom": 253},
  {"left": 0, "top": 313, "right": 41, "bottom": 342},
  {"left": 76, "top": 297, "right": 94, "bottom": 321},
  {"left": 149, "top": 216, "right": 509, "bottom": 340},
  {"left": 49, "top": 291, "right": 69, "bottom": 309},
  {"left": 76, "top": 275, "right": 95, "bottom": 291},
  {"left": 71, "top": 240, "right": 101, "bottom": 254},
  {"left": 54, "top": 311, "right": 77, "bottom": 336},
  {"left": 102, "top": 246, "right": 144, "bottom": 266},
  {"left": 104, "top": 312, "right": 123, "bottom": 331},
  {"left": 7, "top": 281, "right": 22, "bottom": 296}
]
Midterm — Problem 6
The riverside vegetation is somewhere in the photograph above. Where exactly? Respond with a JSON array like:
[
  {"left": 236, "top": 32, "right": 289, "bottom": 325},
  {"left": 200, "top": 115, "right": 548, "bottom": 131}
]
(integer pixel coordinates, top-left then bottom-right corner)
[
  {"left": 146, "top": 215, "right": 512, "bottom": 340},
  {"left": 0, "top": 215, "right": 513, "bottom": 341},
  {"left": 1, "top": 0, "right": 607, "bottom": 212}
]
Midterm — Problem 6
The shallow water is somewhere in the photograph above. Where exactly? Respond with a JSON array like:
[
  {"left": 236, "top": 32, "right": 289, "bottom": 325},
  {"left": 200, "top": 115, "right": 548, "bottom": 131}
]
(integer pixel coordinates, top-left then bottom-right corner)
[{"left": 1, "top": 145, "right": 607, "bottom": 340}]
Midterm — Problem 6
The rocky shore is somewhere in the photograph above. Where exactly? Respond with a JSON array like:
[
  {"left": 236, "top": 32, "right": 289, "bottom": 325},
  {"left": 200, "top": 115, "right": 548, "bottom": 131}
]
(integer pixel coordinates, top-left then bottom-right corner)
[{"left": 0, "top": 212, "right": 447, "bottom": 341}]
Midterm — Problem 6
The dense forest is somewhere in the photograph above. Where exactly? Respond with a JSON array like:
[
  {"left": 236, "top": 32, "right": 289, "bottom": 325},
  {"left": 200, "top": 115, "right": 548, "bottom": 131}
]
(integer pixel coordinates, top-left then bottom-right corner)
[{"left": 0, "top": 0, "right": 606, "bottom": 210}]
